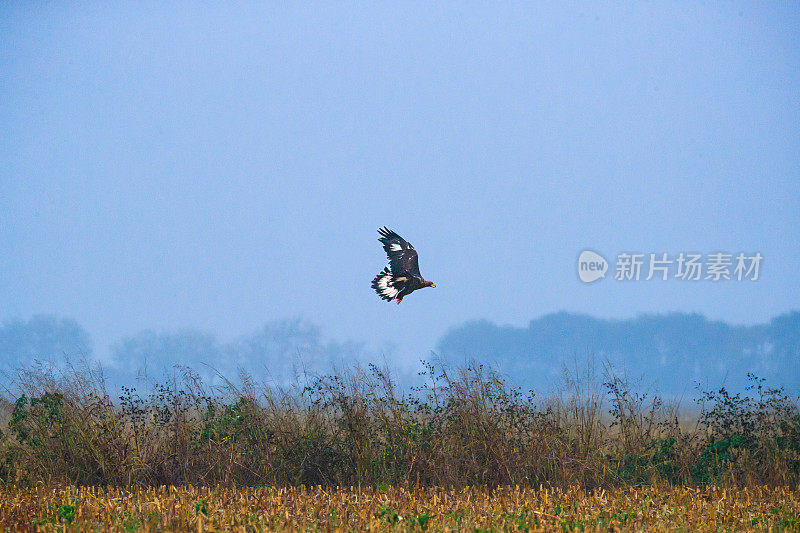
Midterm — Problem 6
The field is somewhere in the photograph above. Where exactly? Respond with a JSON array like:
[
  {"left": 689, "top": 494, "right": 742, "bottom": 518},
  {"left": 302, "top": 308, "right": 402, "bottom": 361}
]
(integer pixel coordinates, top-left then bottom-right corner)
[
  {"left": 1, "top": 484, "right": 799, "bottom": 531},
  {"left": 1, "top": 361, "right": 799, "bottom": 531}
]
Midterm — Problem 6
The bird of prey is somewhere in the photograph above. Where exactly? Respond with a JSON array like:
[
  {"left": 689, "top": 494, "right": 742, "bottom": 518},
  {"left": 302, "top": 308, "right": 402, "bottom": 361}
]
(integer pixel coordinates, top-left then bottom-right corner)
[{"left": 372, "top": 227, "right": 435, "bottom": 304}]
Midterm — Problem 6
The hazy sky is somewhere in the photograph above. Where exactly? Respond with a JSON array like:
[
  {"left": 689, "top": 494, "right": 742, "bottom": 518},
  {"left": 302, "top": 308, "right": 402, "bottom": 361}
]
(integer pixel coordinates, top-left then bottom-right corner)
[{"left": 2, "top": 3, "right": 798, "bottom": 365}]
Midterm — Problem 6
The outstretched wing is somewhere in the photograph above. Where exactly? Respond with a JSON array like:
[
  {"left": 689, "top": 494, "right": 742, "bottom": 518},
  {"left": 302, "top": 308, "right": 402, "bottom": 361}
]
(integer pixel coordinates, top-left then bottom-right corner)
[{"left": 377, "top": 227, "right": 421, "bottom": 277}]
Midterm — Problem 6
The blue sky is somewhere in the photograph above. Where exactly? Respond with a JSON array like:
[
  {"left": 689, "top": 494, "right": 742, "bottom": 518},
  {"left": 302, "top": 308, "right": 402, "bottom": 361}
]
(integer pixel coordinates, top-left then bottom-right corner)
[{"left": 2, "top": 3, "right": 798, "bottom": 366}]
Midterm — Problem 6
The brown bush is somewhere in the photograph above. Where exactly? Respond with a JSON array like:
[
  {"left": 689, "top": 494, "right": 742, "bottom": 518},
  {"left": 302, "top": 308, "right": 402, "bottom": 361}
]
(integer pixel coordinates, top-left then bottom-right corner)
[{"left": 0, "top": 359, "right": 797, "bottom": 489}]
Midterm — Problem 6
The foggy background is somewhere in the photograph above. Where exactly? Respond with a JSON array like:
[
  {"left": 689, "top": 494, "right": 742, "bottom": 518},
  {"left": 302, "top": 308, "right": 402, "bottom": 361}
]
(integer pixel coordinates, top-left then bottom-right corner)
[{"left": 2, "top": 3, "right": 798, "bottom": 393}]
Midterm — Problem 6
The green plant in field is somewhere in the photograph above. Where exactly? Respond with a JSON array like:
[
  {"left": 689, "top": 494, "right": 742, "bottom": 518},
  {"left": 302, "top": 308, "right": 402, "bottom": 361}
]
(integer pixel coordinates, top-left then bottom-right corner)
[
  {"left": 147, "top": 510, "right": 160, "bottom": 524},
  {"left": 770, "top": 505, "right": 799, "bottom": 529},
  {"left": 616, "top": 437, "right": 679, "bottom": 485},
  {"left": 195, "top": 498, "right": 209, "bottom": 516},
  {"left": 122, "top": 510, "right": 141, "bottom": 532},
  {"left": 200, "top": 396, "right": 260, "bottom": 442},
  {"left": 559, "top": 516, "right": 585, "bottom": 532},
  {"left": 415, "top": 512, "right": 430, "bottom": 530},
  {"left": 446, "top": 509, "right": 465, "bottom": 524},
  {"left": 57, "top": 504, "right": 75, "bottom": 525},
  {"left": 652, "top": 437, "right": 679, "bottom": 480},
  {"left": 610, "top": 510, "right": 629, "bottom": 524},
  {"left": 377, "top": 505, "right": 400, "bottom": 524},
  {"left": 9, "top": 392, "right": 65, "bottom": 447},
  {"left": 692, "top": 434, "right": 746, "bottom": 484},
  {"left": 776, "top": 413, "right": 800, "bottom": 476},
  {"left": 501, "top": 510, "right": 531, "bottom": 531}
]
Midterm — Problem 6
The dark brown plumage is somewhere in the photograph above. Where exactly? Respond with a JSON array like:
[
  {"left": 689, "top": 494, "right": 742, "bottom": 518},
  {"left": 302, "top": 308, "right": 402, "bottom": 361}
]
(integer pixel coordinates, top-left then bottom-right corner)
[{"left": 371, "top": 227, "right": 435, "bottom": 304}]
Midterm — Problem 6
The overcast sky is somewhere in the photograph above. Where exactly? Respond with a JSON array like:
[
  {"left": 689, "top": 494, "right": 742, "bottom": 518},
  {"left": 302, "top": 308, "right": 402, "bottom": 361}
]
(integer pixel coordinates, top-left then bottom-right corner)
[{"left": 2, "top": 3, "right": 798, "bottom": 366}]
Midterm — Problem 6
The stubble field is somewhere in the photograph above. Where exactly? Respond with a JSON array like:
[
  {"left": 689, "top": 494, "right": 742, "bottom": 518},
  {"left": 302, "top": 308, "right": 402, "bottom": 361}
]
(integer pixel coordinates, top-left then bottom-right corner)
[{"left": 2, "top": 484, "right": 799, "bottom": 531}]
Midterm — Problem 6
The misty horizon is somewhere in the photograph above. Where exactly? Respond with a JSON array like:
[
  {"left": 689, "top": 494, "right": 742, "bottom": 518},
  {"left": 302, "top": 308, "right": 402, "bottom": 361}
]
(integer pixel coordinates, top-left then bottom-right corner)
[
  {"left": 2, "top": 309, "right": 797, "bottom": 396},
  {"left": 2, "top": 4, "right": 798, "bottom": 391}
]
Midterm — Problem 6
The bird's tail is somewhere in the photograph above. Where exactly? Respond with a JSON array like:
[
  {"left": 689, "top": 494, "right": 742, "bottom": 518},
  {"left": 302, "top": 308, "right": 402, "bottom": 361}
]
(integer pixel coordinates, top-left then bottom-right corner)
[{"left": 372, "top": 267, "right": 399, "bottom": 301}]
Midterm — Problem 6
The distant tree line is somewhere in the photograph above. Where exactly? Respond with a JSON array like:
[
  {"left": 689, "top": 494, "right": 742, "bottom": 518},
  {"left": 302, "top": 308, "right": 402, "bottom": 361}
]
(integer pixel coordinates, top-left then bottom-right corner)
[
  {"left": 437, "top": 311, "right": 800, "bottom": 395},
  {"left": 1, "top": 311, "right": 798, "bottom": 394}
]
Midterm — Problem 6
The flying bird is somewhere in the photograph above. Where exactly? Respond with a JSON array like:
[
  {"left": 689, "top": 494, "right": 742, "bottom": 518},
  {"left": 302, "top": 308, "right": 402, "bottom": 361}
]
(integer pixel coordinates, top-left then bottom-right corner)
[{"left": 372, "top": 227, "right": 435, "bottom": 304}]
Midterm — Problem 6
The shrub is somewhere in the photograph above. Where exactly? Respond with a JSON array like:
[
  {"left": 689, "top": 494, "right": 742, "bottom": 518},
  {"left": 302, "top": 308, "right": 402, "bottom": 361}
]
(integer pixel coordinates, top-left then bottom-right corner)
[{"left": 0, "top": 361, "right": 796, "bottom": 488}]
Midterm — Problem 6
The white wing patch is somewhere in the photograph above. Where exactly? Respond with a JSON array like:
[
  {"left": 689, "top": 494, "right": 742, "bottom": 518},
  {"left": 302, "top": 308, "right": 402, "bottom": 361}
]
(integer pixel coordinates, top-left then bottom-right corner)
[
  {"left": 389, "top": 243, "right": 402, "bottom": 252},
  {"left": 374, "top": 270, "right": 399, "bottom": 298}
]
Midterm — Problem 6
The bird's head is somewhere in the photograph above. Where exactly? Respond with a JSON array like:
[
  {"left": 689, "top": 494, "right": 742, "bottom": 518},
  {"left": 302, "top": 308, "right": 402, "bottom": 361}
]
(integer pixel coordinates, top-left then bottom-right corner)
[{"left": 425, "top": 280, "right": 436, "bottom": 288}]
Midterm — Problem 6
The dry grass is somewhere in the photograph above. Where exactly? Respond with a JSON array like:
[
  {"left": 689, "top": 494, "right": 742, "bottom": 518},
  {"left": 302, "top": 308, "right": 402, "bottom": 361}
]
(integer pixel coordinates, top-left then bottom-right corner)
[
  {"left": 1, "top": 484, "right": 798, "bottom": 531},
  {"left": 0, "top": 360, "right": 798, "bottom": 489}
]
